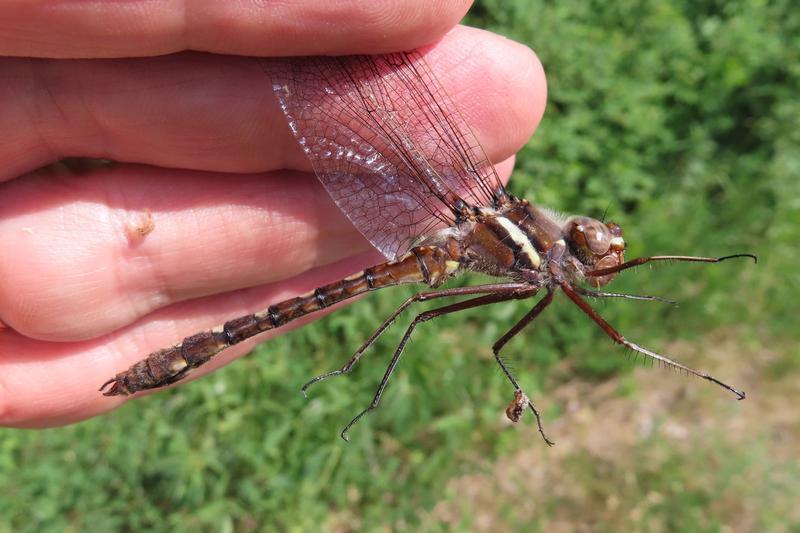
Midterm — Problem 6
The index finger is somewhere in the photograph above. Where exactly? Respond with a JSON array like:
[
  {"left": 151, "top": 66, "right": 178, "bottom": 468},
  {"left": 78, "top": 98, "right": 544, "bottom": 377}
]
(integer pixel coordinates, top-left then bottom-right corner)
[{"left": 0, "top": 0, "right": 472, "bottom": 58}]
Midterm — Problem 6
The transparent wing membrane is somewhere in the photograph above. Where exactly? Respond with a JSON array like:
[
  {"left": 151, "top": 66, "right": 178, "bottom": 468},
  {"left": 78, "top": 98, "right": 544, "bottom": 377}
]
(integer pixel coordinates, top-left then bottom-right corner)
[{"left": 269, "top": 51, "right": 505, "bottom": 260}]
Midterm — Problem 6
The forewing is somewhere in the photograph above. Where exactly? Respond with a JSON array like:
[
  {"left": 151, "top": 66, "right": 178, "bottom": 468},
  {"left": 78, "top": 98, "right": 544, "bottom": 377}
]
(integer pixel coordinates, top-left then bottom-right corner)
[{"left": 270, "top": 51, "right": 505, "bottom": 260}]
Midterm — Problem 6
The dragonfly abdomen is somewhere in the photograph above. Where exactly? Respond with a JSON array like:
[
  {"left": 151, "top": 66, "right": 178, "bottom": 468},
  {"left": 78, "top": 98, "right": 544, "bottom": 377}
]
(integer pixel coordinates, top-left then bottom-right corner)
[{"left": 100, "top": 245, "right": 460, "bottom": 396}]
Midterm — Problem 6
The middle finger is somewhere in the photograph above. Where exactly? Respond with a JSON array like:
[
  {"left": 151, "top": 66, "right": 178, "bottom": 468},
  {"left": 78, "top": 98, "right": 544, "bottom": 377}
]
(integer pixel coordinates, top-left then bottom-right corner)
[{"left": 2, "top": 26, "right": 545, "bottom": 181}]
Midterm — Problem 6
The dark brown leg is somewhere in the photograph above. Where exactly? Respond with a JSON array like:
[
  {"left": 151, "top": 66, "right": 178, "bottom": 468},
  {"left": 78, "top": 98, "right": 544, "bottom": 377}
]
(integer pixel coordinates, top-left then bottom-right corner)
[
  {"left": 586, "top": 253, "right": 757, "bottom": 278},
  {"left": 302, "top": 283, "right": 531, "bottom": 395},
  {"left": 575, "top": 286, "right": 677, "bottom": 306},
  {"left": 340, "top": 289, "right": 538, "bottom": 441},
  {"left": 560, "top": 282, "right": 745, "bottom": 400},
  {"left": 491, "top": 289, "right": 555, "bottom": 446}
]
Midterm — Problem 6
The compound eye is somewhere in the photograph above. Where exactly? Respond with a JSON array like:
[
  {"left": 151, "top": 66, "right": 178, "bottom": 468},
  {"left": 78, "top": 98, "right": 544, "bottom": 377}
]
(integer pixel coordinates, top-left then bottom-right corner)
[
  {"left": 571, "top": 218, "right": 610, "bottom": 256},
  {"left": 606, "top": 222, "right": 623, "bottom": 238}
]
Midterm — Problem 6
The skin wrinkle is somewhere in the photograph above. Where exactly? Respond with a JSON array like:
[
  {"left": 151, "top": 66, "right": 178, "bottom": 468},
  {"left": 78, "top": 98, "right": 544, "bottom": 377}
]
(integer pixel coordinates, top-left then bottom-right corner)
[
  {"left": 20, "top": 59, "right": 111, "bottom": 166},
  {"left": 36, "top": 60, "right": 84, "bottom": 158},
  {"left": 66, "top": 60, "right": 117, "bottom": 157},
  {"left": 22, "top": 60, "right": 61, "bottom": 165}
]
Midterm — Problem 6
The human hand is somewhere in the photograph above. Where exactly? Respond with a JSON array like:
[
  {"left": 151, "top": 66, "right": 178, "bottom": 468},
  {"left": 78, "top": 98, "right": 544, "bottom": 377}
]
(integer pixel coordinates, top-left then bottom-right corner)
[{"left": 0, "top": 1, "right": 546, "bottom": 427}]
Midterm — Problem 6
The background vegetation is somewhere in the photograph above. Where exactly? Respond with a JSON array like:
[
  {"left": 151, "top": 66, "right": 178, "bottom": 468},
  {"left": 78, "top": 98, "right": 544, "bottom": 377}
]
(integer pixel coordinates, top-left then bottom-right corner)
[{"left": 1, "top": 0, "right": 797, "bottom": 530}]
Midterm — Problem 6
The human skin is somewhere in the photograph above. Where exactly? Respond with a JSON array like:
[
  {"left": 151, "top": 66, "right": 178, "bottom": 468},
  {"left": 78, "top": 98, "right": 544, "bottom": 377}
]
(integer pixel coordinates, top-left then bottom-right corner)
[{"left": 0, "top": 1, "right": 547, "bottom": 427}]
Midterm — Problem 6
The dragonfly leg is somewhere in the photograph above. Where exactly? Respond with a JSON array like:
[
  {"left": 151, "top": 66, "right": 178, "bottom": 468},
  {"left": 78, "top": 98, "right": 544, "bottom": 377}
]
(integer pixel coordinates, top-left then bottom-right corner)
[
  {"left": 574, "top": 286, "right": 678, "bottom": 307},
  {"left": 491, "top": 289, "right": 555, "bottom": 446},
  {"left": 561, "top": 282, "right": 746, "bottom": 400},
  {"left": 301, "top": 283, "right": 530, "bottom": 397},
  {"left": 340, "top": 289, "right": 537, "bottom": 441},
  {"left": 586, "top": 253, "right": 757, "bottom": 278}
]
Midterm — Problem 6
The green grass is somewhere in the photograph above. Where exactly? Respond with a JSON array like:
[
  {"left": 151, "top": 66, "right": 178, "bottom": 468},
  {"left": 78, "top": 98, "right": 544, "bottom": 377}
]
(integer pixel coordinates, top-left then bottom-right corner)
[{"left": 1, "top": 1, "right": 798, "bottom": 530}]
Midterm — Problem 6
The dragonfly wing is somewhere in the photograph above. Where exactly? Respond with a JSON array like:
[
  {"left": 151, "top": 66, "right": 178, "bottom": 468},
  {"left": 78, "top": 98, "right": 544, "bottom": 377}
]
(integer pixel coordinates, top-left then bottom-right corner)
[{"left": 270, "top": 52, "right": 505, "bottom": 260}]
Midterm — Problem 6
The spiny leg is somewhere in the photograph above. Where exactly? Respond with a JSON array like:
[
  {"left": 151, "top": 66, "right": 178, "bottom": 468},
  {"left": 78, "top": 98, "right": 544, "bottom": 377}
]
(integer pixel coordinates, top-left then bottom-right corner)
[
  {"left": 561, "top": 282, "right": 745, "bottom": 400},
  {"left": 492, "top": 289, "right": 555, "bottom": 446},
  {"left": 302, "top": 283, "right": 530, "bottom": 396},
  {"left": 585, "top": 253, "right": 757, "bottom": 278},
  {"left": 575, "top": 286, "right": 678, "bottom": 306},
  {"left": 341, "top": 289, "right": 537, "bottom": 441}
]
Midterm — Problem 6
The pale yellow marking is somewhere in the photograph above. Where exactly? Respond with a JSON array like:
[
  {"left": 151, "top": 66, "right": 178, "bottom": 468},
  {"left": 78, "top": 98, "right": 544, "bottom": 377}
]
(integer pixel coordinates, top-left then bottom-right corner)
[
  {"left": 495, "top": 217, "right": 541, "bottom": 268},
  {"left": 394, "top": 251, "right": 415, "bottom": 262},
  {"left": 610, "top": 236, "right": 625, "bottom": 249},
  {"left": 212, "top": 325, "right": 224, "bottom": 334},
  {"left": 170, "top": 359, "right": 188, "bottom": 372},
  {"left": 298, "top": 289, "right": 316, "bottom": 300},
  {"left": 255, "top": 309, "right": 272, "bottom": 320},
  {"left": 445, "top": 260, "right": 460, "bottom": 273},
  {"left": 344, "top": 272, "right": 365, "bottom": 281},
  {"left": 395, "top": 270, "right": 426, "bottom": 283}
]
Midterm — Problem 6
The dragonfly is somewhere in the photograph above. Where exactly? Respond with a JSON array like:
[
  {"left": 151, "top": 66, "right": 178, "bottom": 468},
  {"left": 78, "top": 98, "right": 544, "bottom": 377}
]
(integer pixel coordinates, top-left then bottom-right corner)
[{"left": 100, "top": 50, "right": 756, "bottom": 444}]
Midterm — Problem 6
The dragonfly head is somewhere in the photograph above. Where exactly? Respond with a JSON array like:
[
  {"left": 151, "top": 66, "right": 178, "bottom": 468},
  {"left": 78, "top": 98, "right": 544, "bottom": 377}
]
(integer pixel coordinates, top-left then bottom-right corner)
[{"left": 565, "top": 217, "right": 626, "bottom": 287}]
